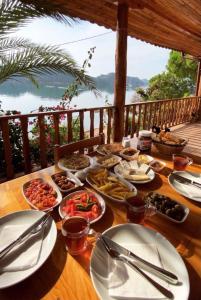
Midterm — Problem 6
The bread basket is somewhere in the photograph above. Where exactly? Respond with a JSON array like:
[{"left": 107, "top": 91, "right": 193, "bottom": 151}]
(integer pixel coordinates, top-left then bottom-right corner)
[{"left": 151, "top": 132, "right": 188, "bottom": 155}]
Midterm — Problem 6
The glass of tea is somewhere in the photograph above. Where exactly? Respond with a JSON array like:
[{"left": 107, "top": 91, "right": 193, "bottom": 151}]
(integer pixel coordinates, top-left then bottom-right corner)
[
  {"left": 126, "top": 195, "right": 156, "bottom": 224},
  {"left": 61, "top": 216, "right": 90, "bottom": 255},
  {"left": 172, "top": 154, "right": 193, "bottom": 171}
]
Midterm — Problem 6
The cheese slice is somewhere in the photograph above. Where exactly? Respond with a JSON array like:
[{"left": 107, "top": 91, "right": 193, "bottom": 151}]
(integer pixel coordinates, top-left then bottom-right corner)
[{"left": 124, "top": 174, "right": 150, "bottom": 181}]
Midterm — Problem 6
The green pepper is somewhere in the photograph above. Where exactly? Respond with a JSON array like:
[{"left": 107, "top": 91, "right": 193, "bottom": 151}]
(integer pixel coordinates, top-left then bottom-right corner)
[{"left": 76, "top": 202, "right": 96, "bottom": 211}]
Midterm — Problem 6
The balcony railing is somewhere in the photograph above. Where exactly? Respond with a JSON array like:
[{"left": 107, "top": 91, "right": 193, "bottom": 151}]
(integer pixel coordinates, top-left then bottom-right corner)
[{"left": 0, "top": 96, "right": 200, "bottom": 181}]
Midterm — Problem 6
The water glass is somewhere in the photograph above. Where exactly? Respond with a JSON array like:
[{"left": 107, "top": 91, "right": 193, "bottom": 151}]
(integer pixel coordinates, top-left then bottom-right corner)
[
  {"left": 126, "top": 196, "right": 156, "bottom": 224},
  {"left": 61, "top": 216, "right": 90, "bottom": 255},
  {"left": 172, "top": 154, "right": 193, "bottom": 171}
]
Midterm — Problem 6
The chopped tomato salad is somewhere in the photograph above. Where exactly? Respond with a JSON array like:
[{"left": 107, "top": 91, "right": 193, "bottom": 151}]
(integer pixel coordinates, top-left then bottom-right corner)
[
  {"left": 24, "top": 179, "right": 57, "bottom": 210},
  {"left": 62, "top": 191, "right": 101, "bottom": 221}
]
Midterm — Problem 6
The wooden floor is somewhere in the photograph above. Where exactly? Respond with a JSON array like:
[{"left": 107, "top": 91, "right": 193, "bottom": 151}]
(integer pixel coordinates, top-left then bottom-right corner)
[{"left": 172, "top": 121, "right": 201, "bottom": 164}]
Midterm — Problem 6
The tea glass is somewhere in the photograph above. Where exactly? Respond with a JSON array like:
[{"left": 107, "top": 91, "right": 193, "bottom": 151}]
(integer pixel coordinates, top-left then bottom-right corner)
[
  {"left": 61, "top": 216, "right": 92, "bottom": 255},
  {"left": 126, "top": 196, "right": 156, "bottom": 224},
  {"left": 172, "top": 154, "right": 193, "bottom": 171}
]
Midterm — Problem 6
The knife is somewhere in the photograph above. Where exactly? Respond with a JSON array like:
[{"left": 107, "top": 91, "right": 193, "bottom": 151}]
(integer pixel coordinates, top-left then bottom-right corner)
[
  {"left": 102, "top": 235, "right": 178, "bottom": 284},
  {"left": 172, "top": 173, "right": 201, "bottom": 189},
  {"left": 0, "top": 213, "right": 50, "bottom": 259}
]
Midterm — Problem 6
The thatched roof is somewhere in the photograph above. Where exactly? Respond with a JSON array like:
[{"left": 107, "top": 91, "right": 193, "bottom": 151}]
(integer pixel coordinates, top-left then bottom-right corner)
[{"left": 24, "top": 0, "right": 201, "bottom": 59}]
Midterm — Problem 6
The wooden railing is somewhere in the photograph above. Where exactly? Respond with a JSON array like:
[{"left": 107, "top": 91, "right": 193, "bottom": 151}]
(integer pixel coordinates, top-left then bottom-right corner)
[
  {"left": 124, "top": 96, "right": 201, "bottom": 137},
  {"left": 0, "top": 96, "right": 200, "bottom": 181}
]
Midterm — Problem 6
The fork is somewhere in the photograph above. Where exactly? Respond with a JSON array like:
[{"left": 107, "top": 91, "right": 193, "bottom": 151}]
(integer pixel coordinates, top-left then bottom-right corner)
[
  {"left": 100, "top": 236, "right": 174, "bottom": 300},
  {"left": 0, "top": 215, "right": 50, "bottom": 260}
]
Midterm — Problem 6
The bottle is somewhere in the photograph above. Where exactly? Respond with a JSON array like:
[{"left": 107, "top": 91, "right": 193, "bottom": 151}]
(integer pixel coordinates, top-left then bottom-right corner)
[{"left": 137, "top": 130, "right": 152, "bottom": 151}]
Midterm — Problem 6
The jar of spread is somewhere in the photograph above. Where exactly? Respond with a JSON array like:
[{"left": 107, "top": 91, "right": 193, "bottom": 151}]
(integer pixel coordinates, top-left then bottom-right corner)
[{"left": 137, "top": 130, "right": 152, "bottom": 151}]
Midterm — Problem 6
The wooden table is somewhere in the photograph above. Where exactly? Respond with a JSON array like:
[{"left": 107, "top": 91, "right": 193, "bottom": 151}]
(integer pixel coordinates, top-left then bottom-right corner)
[{"left": 0, "top": 157, "right": 201, "bottom": 300}]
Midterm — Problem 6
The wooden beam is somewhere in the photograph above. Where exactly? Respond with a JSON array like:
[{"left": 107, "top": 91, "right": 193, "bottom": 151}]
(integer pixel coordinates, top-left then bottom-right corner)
[
  {"left": 196, "top": 60, "right": 201, "bottom": 96},
  {"left": 113, "top": 2, "right": 128, "bottom": 142}
]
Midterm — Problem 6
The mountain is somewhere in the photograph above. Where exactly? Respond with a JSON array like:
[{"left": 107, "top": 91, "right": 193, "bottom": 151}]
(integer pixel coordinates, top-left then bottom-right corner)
[{"left": 0, "top": 72, "right": 148, "bottom": 98}]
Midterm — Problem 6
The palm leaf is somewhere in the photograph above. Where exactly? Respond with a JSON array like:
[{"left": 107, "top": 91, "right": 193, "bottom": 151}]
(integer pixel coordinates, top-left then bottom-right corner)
[
  {"left": 0, "top": 43, "right": 98, "bottom": 94},
  {"left": 0, "top": 0, "right": 77, "bottom": 35}
]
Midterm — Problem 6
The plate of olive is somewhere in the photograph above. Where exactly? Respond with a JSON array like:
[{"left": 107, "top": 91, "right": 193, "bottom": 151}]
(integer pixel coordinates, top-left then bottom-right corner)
[{"left": 145, "top": 192, "right": 189, "bottom": 223}]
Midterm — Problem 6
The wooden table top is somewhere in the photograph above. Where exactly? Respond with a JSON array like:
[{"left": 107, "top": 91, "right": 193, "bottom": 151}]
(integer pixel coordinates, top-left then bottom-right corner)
[{"left": 0, "top": 156, "right": 201, "bottom": 300}]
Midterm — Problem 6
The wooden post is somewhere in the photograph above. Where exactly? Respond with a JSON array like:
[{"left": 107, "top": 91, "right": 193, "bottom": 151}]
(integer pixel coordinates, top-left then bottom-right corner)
[
  {"left": 196, "top": 60, "right": 201, "bottom": 119},
  {"left": 113, "top": 3, "right": 128, "bottom": 142},
  {"left": 195, "top": 60, "right": 201, "bottom": 96}
]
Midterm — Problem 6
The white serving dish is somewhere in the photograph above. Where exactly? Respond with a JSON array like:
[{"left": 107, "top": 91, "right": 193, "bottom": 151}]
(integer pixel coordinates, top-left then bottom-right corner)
[
  {"left": 86, "top": 168, "right": 137, "bottom": 203},
  {"left": 0, "top": 210, "right": 57, "bottom": 289},
  {"left": 94, "top": 154, "right": 122, "bottom": 168},
  {"left": 90, "top": 224, "right": 189, "bottom": 300},
  {"left": 51, "top": 171, "right": 82, "bottom": 193},
  {"left": 114, "top": 160, "right": 155, "bottom": 184},
  {"left": 145, "top": 192, "right": 189, "bottom": 223},
  {"left": 59, "top": 189, "right": 106, "bottom": 224},
  {"left": 22, "top": 177, "right": 62, "bottom": 211},
  {"left": 58, "top": 154, "right": 94, "bottom": 172}
]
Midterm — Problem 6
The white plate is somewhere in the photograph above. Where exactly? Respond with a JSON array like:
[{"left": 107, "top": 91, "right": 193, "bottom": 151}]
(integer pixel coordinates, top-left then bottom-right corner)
[
  {"left": 0, "top": 210, "right": 57, "bottom": 289},
  {"left": 114, "top": 161, "right": 155, "bottom": 184},
  {"left": 90, "top": 224, "right": 189, "bottom": 300},
  {"left": 22, "top": 178, "right": 62, "bottom": 211},
  {"left": 58, "top": 190, "right": 106, "bottom": 224},
  {"left": 94, "top": 154, "right": 122, "bottom": 169},
  {"left": 168, "top": 171, "right": 201, "bottom": 202},
  {"left": 86, "top": 169, "right": 137, "bottom": 203},
  {"left": 96, "top": 144, "right": 125, "bottom": 156},
  {"left": 58, "top": 155, "right": 94, "bottom": 172}
]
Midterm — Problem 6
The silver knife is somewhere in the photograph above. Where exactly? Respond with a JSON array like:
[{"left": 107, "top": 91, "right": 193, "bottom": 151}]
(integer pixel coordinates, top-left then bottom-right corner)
[
  {"left": 172, "top": 173, "right": 201, "bottom": 189},
  {"left": 103, "top": 235, "right": 178, "bottom": 284},
  {"left": 0, "top": 213, "right": 49, "bottom": 259}
]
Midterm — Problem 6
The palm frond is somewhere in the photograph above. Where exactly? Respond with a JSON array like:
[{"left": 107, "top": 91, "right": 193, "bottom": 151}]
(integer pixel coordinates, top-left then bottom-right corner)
[
  {"left": 0, "top": 0, "right": 77, "bottom": 35},
  {"left": 0, "top": 37, "right": 35, "bottom": 53},
  {"left": 0, "top": 43, "right": 98, "bottom": 94}
]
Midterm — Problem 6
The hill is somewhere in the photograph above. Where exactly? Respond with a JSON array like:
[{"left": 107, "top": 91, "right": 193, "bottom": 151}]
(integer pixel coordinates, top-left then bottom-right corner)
[{"left": 0, "top": 72, "right": 148, "bottom": 98}]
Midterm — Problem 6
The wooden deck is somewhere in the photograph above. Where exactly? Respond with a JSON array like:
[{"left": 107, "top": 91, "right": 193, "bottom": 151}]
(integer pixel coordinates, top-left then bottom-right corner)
[{"left": 172, "top": 121, "right": 201, "bottom": 164}]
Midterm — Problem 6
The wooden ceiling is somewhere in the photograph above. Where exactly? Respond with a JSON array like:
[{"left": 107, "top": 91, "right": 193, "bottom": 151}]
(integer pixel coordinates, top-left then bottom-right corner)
[{"left": 24, "top": 0, "right": 201, "bottom": 58}]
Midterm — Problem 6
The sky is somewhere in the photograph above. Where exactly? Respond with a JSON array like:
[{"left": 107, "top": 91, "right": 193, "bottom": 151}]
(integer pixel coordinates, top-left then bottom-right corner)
[{"left": 15, "top": 17, "right": 170, "bottom": 79}]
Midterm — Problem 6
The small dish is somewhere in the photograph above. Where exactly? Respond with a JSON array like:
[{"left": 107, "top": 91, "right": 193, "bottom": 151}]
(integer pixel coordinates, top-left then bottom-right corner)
[
  {"left": 137, "top": 154, "right": 154, "bottom": 165},
  {"left": 94, "top": 154, "right": 122, "bottom": 168},
  {"left": 145, "top": 192, "right": 189, "bottom": 223},
  {"left": 120, "top": 147, "right": 140, "bottom": 161},
  {"left": 59, "top": 190, "right": 106, "bottom": 224},
  {"left": 149, "top": 160, "right": 166, "bottom": 172},
  {"left": 22, "top": 178, "right": 62, "bottom": 211},
  {"left": 51, "top": 172, "right": 81, "bottom": 193}
]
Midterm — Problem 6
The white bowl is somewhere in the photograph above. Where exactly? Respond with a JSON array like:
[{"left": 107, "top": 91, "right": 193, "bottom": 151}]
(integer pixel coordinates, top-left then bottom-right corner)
[
  {"left": 119, "top": 147, "right": 140, "bottom": 161},
  {"left": 149, "top": 160, "right": 166, "bottom": 172},
  {"left": 59, "top": 190, "right": 106, "bottom": 224}
]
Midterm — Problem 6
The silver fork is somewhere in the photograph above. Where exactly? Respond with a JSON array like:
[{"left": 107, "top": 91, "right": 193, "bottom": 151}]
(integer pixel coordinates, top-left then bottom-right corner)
[
  {"left": 100, "top": 236, "right": 174, "bottom": 300},
  {"left": 0, "top": 215, "right": 50, "bottom": 260}
]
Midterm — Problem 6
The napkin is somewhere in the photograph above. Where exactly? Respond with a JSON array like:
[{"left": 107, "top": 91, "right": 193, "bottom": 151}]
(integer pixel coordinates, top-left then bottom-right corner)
[
  {"left": 108, "top": 243, "right": 169, "bottom": 299},
  {"left": 174, "top": 180, "right": 201, "bottom": 199},
  {"left": 0, "top": 224, "right": 44, "bottom": 272}
]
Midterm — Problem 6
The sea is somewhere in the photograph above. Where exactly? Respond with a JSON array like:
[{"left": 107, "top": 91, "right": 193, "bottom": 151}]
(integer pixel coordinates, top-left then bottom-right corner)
[{"left": 0, "top": 90, "right": 136, "bottom": 113}]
